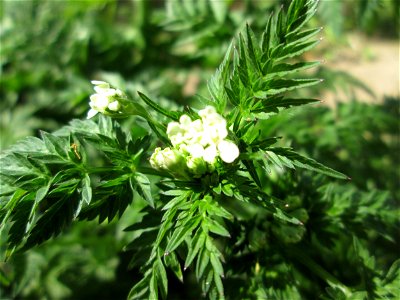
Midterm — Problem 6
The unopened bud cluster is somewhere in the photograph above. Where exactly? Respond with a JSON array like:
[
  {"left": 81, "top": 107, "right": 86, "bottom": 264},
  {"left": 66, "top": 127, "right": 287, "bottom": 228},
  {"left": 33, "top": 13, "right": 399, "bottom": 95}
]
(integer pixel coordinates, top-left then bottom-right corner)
[
  {"left": 150, "top": 106, "right": 239, "bottom": 177},
  {"left": 87, "top": 80, "right": 127, "bottom": 119}
]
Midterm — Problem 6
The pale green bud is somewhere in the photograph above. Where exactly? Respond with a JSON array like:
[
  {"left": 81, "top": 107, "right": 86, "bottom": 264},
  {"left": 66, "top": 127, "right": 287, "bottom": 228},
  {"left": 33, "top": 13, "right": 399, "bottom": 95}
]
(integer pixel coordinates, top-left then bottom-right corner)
[
  {"left": 186, "top": 156, "right": 207, "bottom": 177},
  {"left": 150, "top": 147, "right": 185, "bottom": 171},
  {"left": 108, "top": 101, "right": 121, "bottom": 111}
]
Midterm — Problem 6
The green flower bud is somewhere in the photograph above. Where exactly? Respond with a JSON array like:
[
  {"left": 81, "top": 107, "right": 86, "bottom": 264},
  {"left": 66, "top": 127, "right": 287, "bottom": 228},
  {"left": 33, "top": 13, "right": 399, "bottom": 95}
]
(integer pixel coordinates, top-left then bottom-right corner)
[{"left": 186, "top": 156, "right": 207, "bottom": 177}]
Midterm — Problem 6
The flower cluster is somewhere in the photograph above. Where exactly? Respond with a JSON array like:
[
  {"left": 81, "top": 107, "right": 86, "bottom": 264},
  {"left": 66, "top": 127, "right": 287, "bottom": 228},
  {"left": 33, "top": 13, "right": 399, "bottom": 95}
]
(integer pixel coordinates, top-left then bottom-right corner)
[
  {"left": 87, "top": 80, "right": 127, "bottom": 119},
  {"left": 150, "top": 106, "right": 239, "bottom": 177}
]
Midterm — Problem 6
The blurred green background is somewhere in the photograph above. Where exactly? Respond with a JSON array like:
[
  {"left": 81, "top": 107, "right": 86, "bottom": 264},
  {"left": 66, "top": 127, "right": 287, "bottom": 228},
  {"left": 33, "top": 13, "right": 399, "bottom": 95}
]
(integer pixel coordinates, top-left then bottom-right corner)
[{"left": 1, "top": 0, "right": 398, "bottom": 299}]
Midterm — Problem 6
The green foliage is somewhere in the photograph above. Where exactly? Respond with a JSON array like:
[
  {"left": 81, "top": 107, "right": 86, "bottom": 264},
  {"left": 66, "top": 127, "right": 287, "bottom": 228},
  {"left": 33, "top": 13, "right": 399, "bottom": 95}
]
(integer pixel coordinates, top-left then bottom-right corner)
[
  {"left": 0, "top": 116, "right": 152, "bottom": 254},
  {"left": 1, "top": 0, "right": 399, "bottom": 299}
]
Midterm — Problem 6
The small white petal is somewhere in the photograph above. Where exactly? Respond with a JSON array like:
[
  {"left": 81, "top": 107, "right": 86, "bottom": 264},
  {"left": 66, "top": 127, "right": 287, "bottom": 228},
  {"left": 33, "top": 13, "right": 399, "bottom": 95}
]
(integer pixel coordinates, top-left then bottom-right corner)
[
  {"left": 218, "top": 140, "right": 239, "bottom": 163},
  {"left": 91, "top": 80, "right": 110, "bottom": 88},
  {"left": 87, "top": 109, "right": 98, "bottom": 119},
  {"left": 203, "top": 144, "right": 217, "bottom": 163},
  {"left": 90, "top": 94, "right": 109, "bottom": 110},
  {"left": 167, "top": 122, "right": 184, "bottom": 137},
  {"left": 179, "top": 115, "right": 192, "bottom": 126},
  {"left": 108, "top": 101, "right": 120, "bottom": 111},
  {"left": 198, "top": 106, "right": 217, "bottom": 119},
  {"left": 186, "top": 144, "right": 204, "bottom": 158}
]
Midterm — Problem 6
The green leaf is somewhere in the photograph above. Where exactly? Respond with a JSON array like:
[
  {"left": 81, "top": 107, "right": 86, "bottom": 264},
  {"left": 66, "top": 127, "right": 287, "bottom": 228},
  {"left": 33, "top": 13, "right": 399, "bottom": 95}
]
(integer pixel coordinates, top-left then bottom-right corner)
[
  {"left": 131, "top": 173, "right": 153, "bottom": 207},
  {"left": 237, "top": 34, "right": 250, "bottom": 88},
  {"left": 255, "top": 78, "right": 321, "bottom": 97},
  {"left": 164, "top": 251, "right": 183, "bottom": 282},
  {"left": 40, "top": 131, "right": 69, "bottom": 158},
  {"left": 245, "top": 24, "right": 262, "bottom": 75},
  {"left": 382, "top": 259, "right": 400, "bottom": 285},
  {"left": 195, "top": 246, "right": 210, "bottom": 280},
  {"left": 185, "top": 229, "right": 206, "bottom": 269},
  {"left": 207, "top": 219, "right": 231, "bottom": 238},
  {"left": 166, "top": 215, "right": 201, "bottom": 253},
  {"left": 23, "top": 192, "right": 80, "bottom": 250},
  {"left": 253, "top": 98, "right": 320, "bottom": 114},
  {"left": 207, "top": 41, "right": 234, "bottom": 111},
  {"left": 138, "top": 91, "right": 180, "bottom": 121},
  {"left": 266, "top": 61, "right": 321, "bottom": 78},
  {"left": 128, "top": 271, "right": 151, "bottom": 300},
  {"left": 209, "top": 0, "right": 227, "bottom": 23},
  {"left": 213, "top": 269, "right": 225, "bottom": 298},
  {"left": 156, "top": 257, "right": 168, "bottom": 299},
  {"left": 243, "top": 160, "right": 262, "bottom": 188},
  {"left": 277, "top": 39, "right": 320, "bottom": 61},
  {"left": 267, "top": 147, "right": 349, "bottom": 179},
  {"left": 81, "top": 174, "right": 92, "bottom": 205},
  {"left": 209, "top": 252, "right": 224, "bottom": 277},
  {"left": 149, "top": 270, "right": 158, "bottom": 300},
  {"left": 7, "top": 194, "right": 35, "bottom": 247}
]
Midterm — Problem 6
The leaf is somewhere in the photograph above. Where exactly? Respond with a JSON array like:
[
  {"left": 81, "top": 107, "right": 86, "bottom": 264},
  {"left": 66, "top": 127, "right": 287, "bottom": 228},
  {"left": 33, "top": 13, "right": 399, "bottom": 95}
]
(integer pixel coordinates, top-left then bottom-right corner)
[
  {"left": 253, "top": 98, "right": 320, "bottom": 114},
  {"left": 243, "top": 160, "right": 262, "bottom": 188},
  {"left": 185, "top": 229, "right": 206, "bottom": 269},
  {"left": 237, "top": 33, "right": 250, "bottom": 88},
  {"left": 209, "top": 0, "right": 227, "bottom": 23},
  {"left": 266, "top": 61, "right": 321, "bottom": 78},
  {"left": 209, "top": 252, "right": 224, "bottom": 277},
  {"left": 164, "top": 251, "right": 183, "bottom": 282},
  {"left": 40, "top": 131, "right": 69, "bottom": 158},
  {"left": 245, "top": 24, "right": 262, "bottom": 75},
  {"left": 213, "top": 269, "right": 225, "bottom": 298},
  {"left": 23, "top": 192, "right": 80, "bottom": 250},
  {"left": 195, "top": 246, "right": 210, "bottom": 280},
  {"left": 8, "top": 194, "right": 35, "bottom": 247},
  {"left": 207, "top": 219, "right": 231, "bottom": 238},
  {"left": 128, "top": 271, "right": 151, "bottom": 300},
  {"left": 382, "top": 259, "right": 400, "bottom": 285},
  {"left": 149, "top": 270, "right": 158, "bottom": 300},
  {"left": 138, "top": 91, "right": 180, "bottom": 121},
  {"left": 131, "top": 173, "right": 153, "bottom": 207},
  {"left": 81, "top": 174, "right": 92, "bottom": 205},
  {"left": 208, "top": 40, "right": 234, "bottom": 111},
  {"left": 255, "top": 79, "right": 321, "bottom": 97},
  {"left": 166, "top": 215, "right": 201, "bottom": 253},
  {"left": 156, "top": 257, "right": 168, "bottom": 299},
  {"left": 267, "top": 147, "right": 349, "bottom": 179}
]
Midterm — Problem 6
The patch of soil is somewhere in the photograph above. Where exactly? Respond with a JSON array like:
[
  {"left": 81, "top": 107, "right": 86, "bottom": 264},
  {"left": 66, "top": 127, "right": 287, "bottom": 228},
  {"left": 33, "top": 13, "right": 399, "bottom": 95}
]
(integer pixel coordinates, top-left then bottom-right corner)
[{"left": 322, "top": 33, "right": 399, "bottom": 105}]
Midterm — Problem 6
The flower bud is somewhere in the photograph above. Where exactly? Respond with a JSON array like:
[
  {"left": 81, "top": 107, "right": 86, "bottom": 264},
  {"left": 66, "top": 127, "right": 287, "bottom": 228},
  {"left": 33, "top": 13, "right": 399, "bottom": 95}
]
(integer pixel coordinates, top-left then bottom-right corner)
[
  {"left": 150, "top": 147, "right": 185, "bottom": 171},
  {"left": 186, "top": 156, "right": 207, "bottom": 177}
]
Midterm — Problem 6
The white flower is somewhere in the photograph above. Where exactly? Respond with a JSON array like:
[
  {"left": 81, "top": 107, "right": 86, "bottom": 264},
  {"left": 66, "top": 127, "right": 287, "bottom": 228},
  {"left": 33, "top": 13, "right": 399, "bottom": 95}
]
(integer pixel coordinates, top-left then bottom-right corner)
[
  {"left": 87, "top": 80, "right": 126, "bottom": 119},
  {"left": 150, "top": 105, "right": 240, "bottom": 177},
  {"left": 217, "top": 140, "right": 240, "bottom": 163},
  {"left": 89, "top": 94, "right": 109, "bottom": 111}
]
